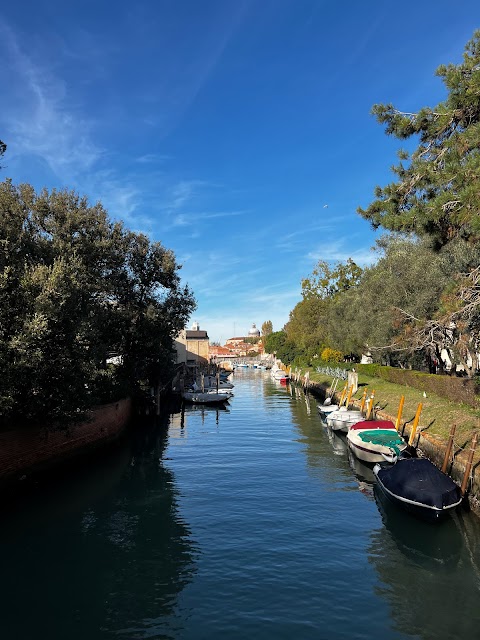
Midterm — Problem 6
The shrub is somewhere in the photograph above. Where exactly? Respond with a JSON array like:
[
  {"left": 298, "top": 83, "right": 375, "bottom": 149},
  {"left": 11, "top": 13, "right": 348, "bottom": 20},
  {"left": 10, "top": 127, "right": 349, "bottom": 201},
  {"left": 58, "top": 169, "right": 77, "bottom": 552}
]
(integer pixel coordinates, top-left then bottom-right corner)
[{"left": 321, "top": 348, "right": 343, "bottom": 363}]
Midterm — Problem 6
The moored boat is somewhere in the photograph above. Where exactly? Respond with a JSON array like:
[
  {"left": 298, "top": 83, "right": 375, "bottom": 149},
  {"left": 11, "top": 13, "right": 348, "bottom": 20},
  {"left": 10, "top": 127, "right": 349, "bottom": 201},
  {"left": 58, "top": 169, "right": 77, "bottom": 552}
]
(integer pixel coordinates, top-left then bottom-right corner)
[
  {"left": 182, "top": 390, "right": 230, "bottom": 404},
  {"left": 317, "top": 402, "right": 339, "bottom": 419},
  {"left": 326, "top": 408, "right": 363, "bottom": 432},
  {"left": 201, "top": 375, "right": 234, "bottom": 390},
  {"left": 373, "top": 457, "right": 463, "bottom": 521},
  {"left": 347, "top": 420, "right": 407, "bottom": 463},
  {"left": 271, "top": 365, "right": 290, "bottom": 382}
]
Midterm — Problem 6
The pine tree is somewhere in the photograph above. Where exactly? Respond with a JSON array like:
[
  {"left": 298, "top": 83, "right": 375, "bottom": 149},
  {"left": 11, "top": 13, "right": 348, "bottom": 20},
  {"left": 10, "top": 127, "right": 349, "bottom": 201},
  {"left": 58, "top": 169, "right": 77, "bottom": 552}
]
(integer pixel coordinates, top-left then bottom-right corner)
[{"left": 358, "top": 30, "right": 480, "bottom": 249}]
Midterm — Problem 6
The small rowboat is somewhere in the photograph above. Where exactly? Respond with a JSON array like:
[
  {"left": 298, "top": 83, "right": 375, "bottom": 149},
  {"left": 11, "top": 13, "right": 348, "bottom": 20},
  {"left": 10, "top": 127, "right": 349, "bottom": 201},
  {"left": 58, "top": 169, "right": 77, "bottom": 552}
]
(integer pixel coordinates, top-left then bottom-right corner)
[
  {"left": 373, "top": 457, "right": 463, "bottom": 521},
  {"left": 347, "top": 420, "right": 407, "bottom": 464}
]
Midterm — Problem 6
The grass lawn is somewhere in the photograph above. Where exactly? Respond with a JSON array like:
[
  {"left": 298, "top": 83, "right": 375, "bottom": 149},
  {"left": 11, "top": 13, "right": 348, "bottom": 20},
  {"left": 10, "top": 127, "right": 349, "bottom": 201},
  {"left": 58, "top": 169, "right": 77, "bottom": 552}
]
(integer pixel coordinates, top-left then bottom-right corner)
[{"left": 307, "top": 368, "right": 480, "bottom": 447}]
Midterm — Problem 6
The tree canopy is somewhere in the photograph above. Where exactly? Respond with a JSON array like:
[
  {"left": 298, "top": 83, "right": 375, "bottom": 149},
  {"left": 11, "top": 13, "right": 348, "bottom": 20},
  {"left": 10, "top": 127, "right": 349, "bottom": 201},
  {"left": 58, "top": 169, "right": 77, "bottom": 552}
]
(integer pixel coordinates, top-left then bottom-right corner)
[
  {"left": 0, "top": 180, "right": 196, "bottom": 426},
  {"left": 358, "top": 30, "right": 480, "bottom": 249},
  {"left": 280, "top": 31, "right": 480, "bottom": 376},
  {"left": 261, "top": 320, "right": 273, "bottom": 336}
]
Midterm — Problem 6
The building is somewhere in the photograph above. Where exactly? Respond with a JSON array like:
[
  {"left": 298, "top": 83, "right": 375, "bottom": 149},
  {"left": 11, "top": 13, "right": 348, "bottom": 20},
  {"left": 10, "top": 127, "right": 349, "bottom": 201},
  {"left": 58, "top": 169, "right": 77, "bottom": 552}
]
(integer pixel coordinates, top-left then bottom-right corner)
[
  {"left": 175, "top": 321, "right": 209, "bottom": 368},
  {"left": 224, "top": 323, "right": 264, "bottom": 356},
  {"left": 248, "top": 323, "right": 260, "bottom": 337},
  {"left": 208, "top": 345, "right": 236, "bottom": 359}
]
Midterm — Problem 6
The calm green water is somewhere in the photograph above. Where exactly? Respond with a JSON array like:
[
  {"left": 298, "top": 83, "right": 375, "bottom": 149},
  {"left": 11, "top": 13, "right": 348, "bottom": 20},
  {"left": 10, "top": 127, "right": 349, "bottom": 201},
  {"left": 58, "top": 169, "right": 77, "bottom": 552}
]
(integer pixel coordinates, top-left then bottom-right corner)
[{"left": 2, "top": 369, "right": 480, "bottom": 639}]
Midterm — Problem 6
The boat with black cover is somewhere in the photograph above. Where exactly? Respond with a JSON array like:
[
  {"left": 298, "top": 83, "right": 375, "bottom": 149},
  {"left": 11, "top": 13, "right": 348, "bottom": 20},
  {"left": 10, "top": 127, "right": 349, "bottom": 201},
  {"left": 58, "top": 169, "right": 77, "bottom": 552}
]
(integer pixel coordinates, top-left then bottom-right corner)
[{"left": 373, "top": 457, "right": 463, "bottom": 522}]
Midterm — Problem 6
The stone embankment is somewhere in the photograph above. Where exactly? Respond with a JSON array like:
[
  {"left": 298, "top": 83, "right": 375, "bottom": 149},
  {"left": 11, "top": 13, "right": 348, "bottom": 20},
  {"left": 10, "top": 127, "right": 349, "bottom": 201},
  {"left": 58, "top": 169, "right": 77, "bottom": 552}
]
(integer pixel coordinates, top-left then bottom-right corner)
[{"left": 0, "top": 398, "right": 132, "bottom": 487}]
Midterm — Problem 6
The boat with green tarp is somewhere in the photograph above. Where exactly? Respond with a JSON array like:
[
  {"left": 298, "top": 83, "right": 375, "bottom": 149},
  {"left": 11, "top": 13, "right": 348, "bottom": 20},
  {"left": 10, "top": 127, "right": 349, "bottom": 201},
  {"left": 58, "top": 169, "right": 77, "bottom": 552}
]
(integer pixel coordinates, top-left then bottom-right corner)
[{"left": 346, "top": 420, "right": 407, "bottom": 464}]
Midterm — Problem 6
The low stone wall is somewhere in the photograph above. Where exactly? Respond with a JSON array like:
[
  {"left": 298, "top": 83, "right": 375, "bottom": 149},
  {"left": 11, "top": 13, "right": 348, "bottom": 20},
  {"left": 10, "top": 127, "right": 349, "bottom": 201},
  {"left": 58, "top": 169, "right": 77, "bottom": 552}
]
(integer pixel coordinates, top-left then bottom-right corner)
[{"left": 0, "top": 398, "right": 132, "bottom": 485}]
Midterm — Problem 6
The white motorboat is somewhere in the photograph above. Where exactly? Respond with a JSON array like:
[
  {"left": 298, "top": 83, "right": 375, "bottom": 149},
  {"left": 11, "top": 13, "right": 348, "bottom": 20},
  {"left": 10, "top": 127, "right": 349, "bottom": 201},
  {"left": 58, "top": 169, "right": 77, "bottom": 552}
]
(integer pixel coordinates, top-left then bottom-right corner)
[
  {"left": 317, "top": 403, "right": 339, "bottom": 419},
  {"left": 271, "top": 365, "right": 289, "bottom": 381},
  {"left": 182, "top": 390, "right": 230, "bottom": 404},
  {"left": 326, "top": 407, "right": 363, "bottom": 432},
  {"left": 347, "top": 420, "right": 407, "bottom": 464},
  {"left": 200, "top": 376, "right": 234, "bottom": 390}
]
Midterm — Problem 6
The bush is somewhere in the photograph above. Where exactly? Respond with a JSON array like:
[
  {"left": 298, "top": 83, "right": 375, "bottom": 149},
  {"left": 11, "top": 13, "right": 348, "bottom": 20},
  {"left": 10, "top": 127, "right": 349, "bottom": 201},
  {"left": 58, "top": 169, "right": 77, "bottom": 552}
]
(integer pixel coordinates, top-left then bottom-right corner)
[
  {"left": 356, "top": 364, "right": 480, "bottom": 408},
  {"left": 320, "top": 348, "right": 343, "bottom": 363}
]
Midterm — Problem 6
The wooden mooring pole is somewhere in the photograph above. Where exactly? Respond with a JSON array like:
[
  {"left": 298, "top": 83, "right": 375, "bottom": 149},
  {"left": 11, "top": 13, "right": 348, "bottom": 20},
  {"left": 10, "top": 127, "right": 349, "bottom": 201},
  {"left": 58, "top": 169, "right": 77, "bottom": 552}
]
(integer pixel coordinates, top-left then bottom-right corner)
[
  {"left": 394, "top": 395, "right": 405, "bottom": 431},
  {"left": 360, "top": 389, "right": 367, "bottom": 415},
  {"left": 338, "top": 384, "right": 348, "bottom": 407},
  {"left": 441, "top": 424, "right": 456, "bottom": 474},
  {"left": 408, "top": 403, "right": 423, "bottom": 447},
  {"left": 461, "top": 432, "right": 478, "bottom": 496},
  {"left": 345, "top": 385, "right": 354, "bottom": 408},
  {"left": 365, "top": 391, "right": 375, "bottom": 420}
]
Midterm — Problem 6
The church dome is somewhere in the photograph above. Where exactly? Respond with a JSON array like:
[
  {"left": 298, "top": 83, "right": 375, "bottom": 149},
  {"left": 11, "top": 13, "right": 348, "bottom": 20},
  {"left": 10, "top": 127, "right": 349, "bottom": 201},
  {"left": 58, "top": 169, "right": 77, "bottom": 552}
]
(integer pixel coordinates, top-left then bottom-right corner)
[{"left": 248, "top": 323, "right": 260, "bottom": 337}]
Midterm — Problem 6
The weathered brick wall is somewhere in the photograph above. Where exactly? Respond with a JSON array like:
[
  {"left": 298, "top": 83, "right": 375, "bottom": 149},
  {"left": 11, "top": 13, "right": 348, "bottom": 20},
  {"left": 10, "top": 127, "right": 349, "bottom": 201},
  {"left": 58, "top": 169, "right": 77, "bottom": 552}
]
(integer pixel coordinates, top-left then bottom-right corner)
[{"left": 0, "top": 398, "right": 132, "bottom": 483}]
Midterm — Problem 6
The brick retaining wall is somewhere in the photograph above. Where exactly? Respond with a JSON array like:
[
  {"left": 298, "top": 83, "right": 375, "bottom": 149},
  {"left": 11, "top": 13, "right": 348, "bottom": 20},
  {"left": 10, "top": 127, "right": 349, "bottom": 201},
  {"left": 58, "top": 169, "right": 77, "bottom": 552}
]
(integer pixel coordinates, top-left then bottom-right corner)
[{"left": 0, "top": 398, "right": 132, "bottom": 484}]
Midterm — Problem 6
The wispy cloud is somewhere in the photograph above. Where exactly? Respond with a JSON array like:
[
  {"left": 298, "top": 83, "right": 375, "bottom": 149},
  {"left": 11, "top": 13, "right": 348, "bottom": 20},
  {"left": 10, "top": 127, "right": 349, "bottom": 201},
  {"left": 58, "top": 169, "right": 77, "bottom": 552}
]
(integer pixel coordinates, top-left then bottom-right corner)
[
  {"left": 0, "top": 20, "right": 103, "bottom": 180},
  {"left": 169, "top": 180, "right": 207, "bottom": 209},
  {"left": 307, "top": 239, "right": 376, "bottom": 266},
  {"left": 172, "top": 209, "right": 247, "bottom": 227},
  {"left": 135, "top": 153, "right": 172, "bottom": 164}
]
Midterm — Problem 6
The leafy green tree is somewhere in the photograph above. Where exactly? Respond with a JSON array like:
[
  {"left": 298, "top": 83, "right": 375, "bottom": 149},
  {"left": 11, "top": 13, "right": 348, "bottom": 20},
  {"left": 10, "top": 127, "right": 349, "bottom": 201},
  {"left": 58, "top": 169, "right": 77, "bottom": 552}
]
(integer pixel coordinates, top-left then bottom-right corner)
[
  {"left": 325, "top": 236, "right": 445, "bottom": 363},
  {"left": 301, "top": 258, "right": 363, "bottom": 300},
  {"left": 0, "top": 180, "right": 196, "bottom": 426},
  {"left": 285, "top": 295, "right": 327, "bottom": 357},
  {"left": 261, "top": 320, "right": 273, "bottom": 336},
  {"left": 284, "top": 258, "right": 363, "bottom": 360},
  {"left": 264, "top": 330, "right": 287, "bottom": 356},
  {"left": 358, "top": 30, "right": 480, "bottom": 249},
  {"left": 355, "top": 31, "right": 480, "bottom": 375}
]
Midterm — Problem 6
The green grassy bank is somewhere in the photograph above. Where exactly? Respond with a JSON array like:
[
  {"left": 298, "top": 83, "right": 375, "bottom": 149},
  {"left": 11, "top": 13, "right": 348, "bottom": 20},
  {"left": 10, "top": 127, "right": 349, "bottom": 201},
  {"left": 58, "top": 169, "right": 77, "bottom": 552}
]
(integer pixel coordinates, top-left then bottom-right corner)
[{"left": 306, "top": 368, "right": 480, "bottom": 451}]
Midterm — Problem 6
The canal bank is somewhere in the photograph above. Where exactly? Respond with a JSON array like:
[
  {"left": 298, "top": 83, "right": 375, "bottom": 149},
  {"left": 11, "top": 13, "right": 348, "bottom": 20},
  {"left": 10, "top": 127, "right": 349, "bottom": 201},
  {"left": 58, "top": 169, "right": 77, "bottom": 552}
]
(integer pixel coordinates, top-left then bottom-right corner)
[
  {"left": 297, "top": 373, "right": 480, "bottom": 515},
  {"left": 0, "top": 398, "right": 132, "bottom": 488}
]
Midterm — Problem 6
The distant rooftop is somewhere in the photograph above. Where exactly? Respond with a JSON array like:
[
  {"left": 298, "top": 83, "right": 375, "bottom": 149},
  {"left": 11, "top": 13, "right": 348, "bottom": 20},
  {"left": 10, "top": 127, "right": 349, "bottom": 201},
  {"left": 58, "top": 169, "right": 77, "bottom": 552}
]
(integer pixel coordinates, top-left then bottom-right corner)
[{"left": 185, "top": 329, "right": 208, "bottom": 339}]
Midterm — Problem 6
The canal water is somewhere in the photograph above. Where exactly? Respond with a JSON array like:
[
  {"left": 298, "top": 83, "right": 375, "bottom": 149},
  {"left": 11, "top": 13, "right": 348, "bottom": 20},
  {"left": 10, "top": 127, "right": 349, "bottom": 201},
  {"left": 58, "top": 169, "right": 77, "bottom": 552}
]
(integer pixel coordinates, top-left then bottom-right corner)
[{"left": 2, "top": 370, "right": 480, "bottom": 639}]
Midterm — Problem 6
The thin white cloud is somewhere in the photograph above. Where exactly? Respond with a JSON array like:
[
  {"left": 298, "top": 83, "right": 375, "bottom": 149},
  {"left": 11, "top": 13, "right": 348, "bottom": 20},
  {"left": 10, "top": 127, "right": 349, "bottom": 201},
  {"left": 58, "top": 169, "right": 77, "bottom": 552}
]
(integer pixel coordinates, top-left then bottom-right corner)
[
  {"left": 307, "top": 239, "right": 376, "bottom": 266},
  {"left": 0, "top": 20, "right": 102, "bottom": 180},
  {"left": 135, "top": 153, "right": 172, "bottom": 164},
  {"left": 172, "top": 209, "right": 246, "bottom": 227}
]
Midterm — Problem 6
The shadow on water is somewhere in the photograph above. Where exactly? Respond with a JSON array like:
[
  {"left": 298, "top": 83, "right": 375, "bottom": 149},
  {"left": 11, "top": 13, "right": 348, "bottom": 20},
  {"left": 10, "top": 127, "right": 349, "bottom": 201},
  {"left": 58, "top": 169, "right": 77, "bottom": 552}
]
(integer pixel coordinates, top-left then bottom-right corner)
[{"left": 0, "top": 414, "right": 198, "bottom": 640}]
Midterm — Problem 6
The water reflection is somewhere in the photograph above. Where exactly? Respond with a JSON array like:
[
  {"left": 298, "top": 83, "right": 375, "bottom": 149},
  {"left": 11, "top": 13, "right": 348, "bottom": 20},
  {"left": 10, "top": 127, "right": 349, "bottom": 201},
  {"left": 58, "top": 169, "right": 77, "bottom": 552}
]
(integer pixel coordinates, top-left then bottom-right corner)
[
  {"left": 0, "top": 418, "right": 197, "bottom": 640},
  {"left": 347, "top": 448, "right": 376, "bottom": 484},
  {"left": 370, "top": 488, "right": 480, "bottom": 638},
  {"left": 179, "top": 401, "right": 230, "bottom": 428},
  {"left": 325, "top": 426, "right": 348, "bottom": 457},
  {"left": 287, "top": 381, "right": 480, "bottom": 639}
]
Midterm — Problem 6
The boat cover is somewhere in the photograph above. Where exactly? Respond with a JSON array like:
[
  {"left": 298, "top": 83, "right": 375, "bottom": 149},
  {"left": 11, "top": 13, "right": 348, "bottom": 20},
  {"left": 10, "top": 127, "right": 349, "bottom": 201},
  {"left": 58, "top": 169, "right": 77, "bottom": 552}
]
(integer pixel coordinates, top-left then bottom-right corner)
[
  {"left": 350, "top": 420, "right": 395, "bottom": 431},
  {"left": 358, "top": 429, "right": 405, "bottom": 456},
  {"left": 376, "top": 458, "right": 462, "bottom": 510}
]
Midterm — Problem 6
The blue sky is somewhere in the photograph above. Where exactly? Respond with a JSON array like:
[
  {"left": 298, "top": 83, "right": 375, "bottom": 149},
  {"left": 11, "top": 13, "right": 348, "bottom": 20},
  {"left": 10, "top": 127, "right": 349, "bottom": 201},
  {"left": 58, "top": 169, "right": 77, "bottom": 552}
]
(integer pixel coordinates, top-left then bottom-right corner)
[{"left": 1, "top": 1, "right": 479, "bottom": 343}]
